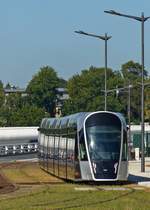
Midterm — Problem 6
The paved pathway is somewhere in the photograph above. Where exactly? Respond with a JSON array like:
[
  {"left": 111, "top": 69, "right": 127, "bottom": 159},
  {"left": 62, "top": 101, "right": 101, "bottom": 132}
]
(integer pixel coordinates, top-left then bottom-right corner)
[{"left": 128, "top": 158, "right": 150, "bottom": 187}]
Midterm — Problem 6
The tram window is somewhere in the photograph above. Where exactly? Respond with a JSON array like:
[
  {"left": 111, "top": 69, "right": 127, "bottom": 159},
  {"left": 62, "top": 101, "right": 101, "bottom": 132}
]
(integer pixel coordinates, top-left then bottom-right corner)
[
  {"left": 59, "top": 137, "right": 67, "bottom": 160},
  {"left": 79, "top": 130, "right": 88, "bottom": 161},
  {"left": 122, "top": 130, "right": 128, "bottom": 161},
  {"left": 55, "top": 137, "right": 59, "bottom": 160},
  {"left": 67, "top": 139, "right": 74, "bottom": 162},
  {"left": 49, "top": 136, "right": 54, "bottom": 158},
  {"left": 86, "top": 126, "right": 121, "bottom": 161}
]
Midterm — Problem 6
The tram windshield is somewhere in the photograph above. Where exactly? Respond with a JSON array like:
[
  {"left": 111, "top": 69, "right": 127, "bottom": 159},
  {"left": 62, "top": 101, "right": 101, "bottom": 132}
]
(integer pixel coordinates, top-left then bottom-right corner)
[{"left": 85, "top": 113, "right": 121, "bottom": 162}]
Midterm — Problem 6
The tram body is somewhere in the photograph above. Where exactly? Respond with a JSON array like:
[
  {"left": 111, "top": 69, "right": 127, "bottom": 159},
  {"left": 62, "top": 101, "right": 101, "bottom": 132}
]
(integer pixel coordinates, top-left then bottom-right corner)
[{"left": 38, "top": 111, "right": 128, "bottom": 181}]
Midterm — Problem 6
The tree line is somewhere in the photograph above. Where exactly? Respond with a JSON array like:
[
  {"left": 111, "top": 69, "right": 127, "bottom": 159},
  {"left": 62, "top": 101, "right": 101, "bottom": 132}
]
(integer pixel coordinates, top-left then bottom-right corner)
[{"left": 0, "top": 61, "right": 149, "bottom": 127}]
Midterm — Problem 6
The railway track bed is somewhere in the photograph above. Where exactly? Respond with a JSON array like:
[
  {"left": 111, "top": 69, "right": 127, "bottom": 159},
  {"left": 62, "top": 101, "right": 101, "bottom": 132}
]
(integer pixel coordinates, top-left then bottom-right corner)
[{"left": 0, "top": 161, "right": 150, "bottom": 210}]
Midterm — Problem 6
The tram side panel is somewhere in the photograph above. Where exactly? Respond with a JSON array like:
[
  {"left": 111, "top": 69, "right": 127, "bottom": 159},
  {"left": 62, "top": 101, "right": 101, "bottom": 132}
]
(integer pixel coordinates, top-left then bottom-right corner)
[
  {"left": 54, "top": 136, "right": 59, "bottom": 176},
  {"left": 43, "top": 134, "right": 48, "bottom": 170},
  {"left": 47, "top": 135, "right": 52, "bottom": 174},
  {"left": 59, "top": 137, "right": 67, "bottom": 179},
  {"left": 78, "top": 128, "right": 92, "bottom": 181},
  {"left": 38, "top": 119, "right": 81, "bottom": 181},
  {"left": 117, "top": 129, "right": 128, "bottom": 180},
  {"left": 47, "top": 128, "right": 78, "bottom": 181},
  {"left": 48, "top": 135, "right": 54, "bottom": 174},
  {"left": 67, "top": 138, "right": 75, "bottom": 179},
  {"left": 66, "top": 128, "right": 76, "bottom": 180},
  {"left": 41, "top": 129, "right": 76, "bottom": 181},
  {"left": 58, "top": 128, "right": 76, "bottom": 180},
  {"left": 39, "top": 133, "right": 45, "bottom": 169}
]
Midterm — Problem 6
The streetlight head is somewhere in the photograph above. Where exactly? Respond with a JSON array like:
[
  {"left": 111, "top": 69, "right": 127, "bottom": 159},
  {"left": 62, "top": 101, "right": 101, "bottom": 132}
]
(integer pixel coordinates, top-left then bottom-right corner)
[
  {"left": 104, "top": 10, "right": 121, "bottom": 15},
  {"left": 74, "top": 30, "right": 87, "bottom": 35},
  {"left": 74, "top": 30, "right": 81, "bottom": 34},
  {"left": 145, "top": 16, "right": 150, "bottom": 21}
]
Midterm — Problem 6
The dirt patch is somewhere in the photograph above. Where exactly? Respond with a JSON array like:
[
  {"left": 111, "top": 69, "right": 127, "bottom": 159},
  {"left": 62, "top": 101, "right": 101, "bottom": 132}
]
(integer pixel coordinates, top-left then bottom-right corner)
[
  {"left": 0, "top": 172, "right": 16, "bottom": 194},
  {"left": 0, "top": 161, "right": 64, "bottom": 194}
]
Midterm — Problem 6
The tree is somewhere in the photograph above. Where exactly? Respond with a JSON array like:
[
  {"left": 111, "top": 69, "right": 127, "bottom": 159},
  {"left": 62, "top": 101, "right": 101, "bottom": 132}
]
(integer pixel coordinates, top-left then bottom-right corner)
[
  {"left": 0, "top": 89, "right": 49, "bottom": 126},
  {"left": 62, "top": 66, "right": 123, "bottom": 115},
  {"left": 62, "top": 61, "right": 149, "bottom": 124},
  {"left": 121, "top": 60, "right": 147, "bottom": 81},
  {"left": 120, "top": 60, "right": 149, "bottom": 123},
  {"left": 145, "top": 79, "right": 150, "bottom": 122},
  {"left": 0, "top": 80, "right": 4, "bottom": 107},
  {"left": 8, "top": 105, "right": 49, "bottom": 126},
  {"left": 5, "top": 93, "right": 24, "bottom": 110},
  {"left": 0, "top": 66, "right": 66, "bottom": 126},
  {"left": 58, "top": 78, "right": 67, "bottom": 88},
  {"left": 26, "top": 66, "right": 60, "bottom": 116}
]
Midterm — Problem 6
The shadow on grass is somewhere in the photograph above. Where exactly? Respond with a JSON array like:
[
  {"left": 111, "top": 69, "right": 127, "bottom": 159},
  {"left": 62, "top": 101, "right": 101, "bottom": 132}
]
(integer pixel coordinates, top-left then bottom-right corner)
[
  {"left": 65, "top": 174, "right": 150, "bottom": 186},
  {"left": 65, "top": 179, "right": 131, "bottom": 186}
]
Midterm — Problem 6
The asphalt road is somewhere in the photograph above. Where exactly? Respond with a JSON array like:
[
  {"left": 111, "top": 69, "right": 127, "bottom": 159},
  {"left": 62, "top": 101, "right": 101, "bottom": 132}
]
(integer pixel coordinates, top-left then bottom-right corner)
[
  {"left": 0, "top": 153, "right": 38, "bottom": 162},
  {"left": 0, "top": 139, "right": 37, "bottom": 145}
]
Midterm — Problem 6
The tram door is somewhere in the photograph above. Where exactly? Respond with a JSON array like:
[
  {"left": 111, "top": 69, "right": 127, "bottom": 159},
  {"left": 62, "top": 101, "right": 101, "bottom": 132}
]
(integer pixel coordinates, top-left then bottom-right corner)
[{"left": 67, "top": 138, "right": 75, "bottom": 180}]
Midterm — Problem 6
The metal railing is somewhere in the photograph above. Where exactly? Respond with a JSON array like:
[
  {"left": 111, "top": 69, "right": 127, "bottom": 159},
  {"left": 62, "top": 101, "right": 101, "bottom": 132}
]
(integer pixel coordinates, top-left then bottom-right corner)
[{"left": 0, "top": 143, "right": 38, "bottom": 156}]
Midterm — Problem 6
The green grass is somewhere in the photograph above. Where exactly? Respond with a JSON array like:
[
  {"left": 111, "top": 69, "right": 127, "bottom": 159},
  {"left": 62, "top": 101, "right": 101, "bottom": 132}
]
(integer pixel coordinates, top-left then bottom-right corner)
[
  {"left": 0, "top": 184, "right": 150, "bottom": 210},
  {"left": 1, "top": 162, "right": 62, "bottom": 184},
  {"left": 0, "top": 162, "right": 150, "bottom": 210}
]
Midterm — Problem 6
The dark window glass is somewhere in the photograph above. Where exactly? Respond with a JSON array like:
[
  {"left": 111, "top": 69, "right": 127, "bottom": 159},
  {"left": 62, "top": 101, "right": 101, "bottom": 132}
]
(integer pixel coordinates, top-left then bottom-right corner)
[
  {"left": 122, "top": 130, "right": 128, "bottom": 161},
  {"left": 85, "top": 113, "right": 121, "bottom": 162},
  {"left": 79, "top": 129, "right": 88, "bottom": 161}
]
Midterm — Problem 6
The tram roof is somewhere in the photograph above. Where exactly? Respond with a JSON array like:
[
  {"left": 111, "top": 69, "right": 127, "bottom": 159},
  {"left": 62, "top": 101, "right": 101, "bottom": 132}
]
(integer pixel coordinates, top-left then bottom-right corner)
[
  {"left": 40, "top": 111, "right": 126, "bottom": 130},
  {"left": 40, "top": 112, "right": 88, "bottom": 130}
]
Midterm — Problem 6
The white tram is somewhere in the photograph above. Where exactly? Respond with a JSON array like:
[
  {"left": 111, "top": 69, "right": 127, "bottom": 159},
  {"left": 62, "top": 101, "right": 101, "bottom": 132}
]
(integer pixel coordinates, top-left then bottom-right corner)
[{"left": 38, "top": 111, "right": 128, "bottom": 181}]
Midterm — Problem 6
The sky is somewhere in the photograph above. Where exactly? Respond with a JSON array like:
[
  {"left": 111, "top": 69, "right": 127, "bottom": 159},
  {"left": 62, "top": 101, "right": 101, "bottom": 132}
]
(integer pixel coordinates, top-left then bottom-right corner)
[{"left": 0, "top": 0, "right": 150, "bottom": 87}]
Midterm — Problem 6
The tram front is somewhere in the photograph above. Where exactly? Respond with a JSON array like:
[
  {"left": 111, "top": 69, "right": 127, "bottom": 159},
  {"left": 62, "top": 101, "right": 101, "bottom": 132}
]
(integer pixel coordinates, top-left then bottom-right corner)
[{"left": 84, "top": 112, "right": 124, "bottom": 181}]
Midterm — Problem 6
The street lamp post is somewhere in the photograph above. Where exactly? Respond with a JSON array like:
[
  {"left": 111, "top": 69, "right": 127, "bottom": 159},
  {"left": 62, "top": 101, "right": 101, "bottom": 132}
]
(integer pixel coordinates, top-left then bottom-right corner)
[
  {"left": 128, "top": 84, "right": 132, "bottom": 161},
  {"left": 74, "top": 30, "right": 111, "bottom": 111},
  {"left": 104, "top": 10, "right": 150, "bottom": 172}
]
